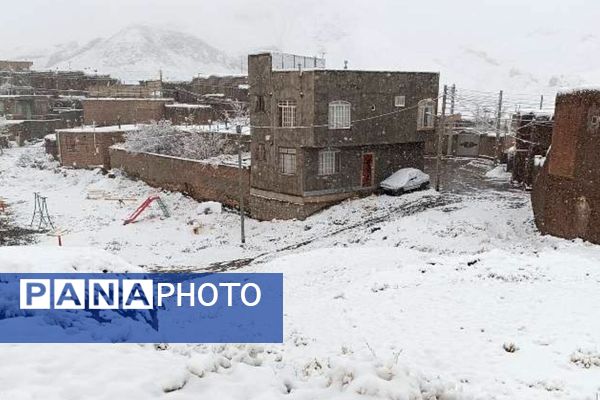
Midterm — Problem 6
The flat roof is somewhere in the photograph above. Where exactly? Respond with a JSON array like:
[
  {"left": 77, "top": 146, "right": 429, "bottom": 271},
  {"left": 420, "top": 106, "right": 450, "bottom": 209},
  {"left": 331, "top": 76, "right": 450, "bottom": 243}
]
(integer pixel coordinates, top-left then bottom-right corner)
[
  {"left": 56, "top": 124, "right": 140, "bottom": 134},
  {"left": 165, "top": 104, "right": 212, "bottom": 109},
  {"left": 83, "top": 98, "right": 174, "bottom": 101}
]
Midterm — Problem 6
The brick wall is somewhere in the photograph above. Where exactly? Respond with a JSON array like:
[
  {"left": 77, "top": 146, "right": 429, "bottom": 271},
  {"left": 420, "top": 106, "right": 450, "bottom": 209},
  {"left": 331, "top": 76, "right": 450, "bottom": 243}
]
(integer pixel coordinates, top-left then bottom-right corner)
[
  {"left": 109, "top": 148, "right": 250, "bottom": 209},
  {"left": 83, "top": 99, "right": 171, "bottom": 126},
  {"left": 57, "top": 131, "right": 124, "bottom": 168}
]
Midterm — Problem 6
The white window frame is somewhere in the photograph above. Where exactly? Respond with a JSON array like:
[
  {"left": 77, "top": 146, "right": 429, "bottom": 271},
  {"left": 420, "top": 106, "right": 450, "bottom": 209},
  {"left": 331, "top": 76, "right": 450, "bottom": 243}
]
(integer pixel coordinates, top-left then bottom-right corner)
[
  {"left": 591, "top": 115, "right": 600, "bottom": 130},
  {"left": 278, "top": 100, "right": 296, "bottom": 127},
  {"left": 395, "top": 95, "right": 406, "bottom": 107},
  {"left": 328, "top": 101, "right": 351, "bottom": 129},
  {"left": 279, "top": 147, "right": 297, "bottom": 175},
  {"left": 417, "top": 99, "right": 435, "bottom": 130},
  {"left": 318, "top": 149, "right": 340, "bottom": 175}
]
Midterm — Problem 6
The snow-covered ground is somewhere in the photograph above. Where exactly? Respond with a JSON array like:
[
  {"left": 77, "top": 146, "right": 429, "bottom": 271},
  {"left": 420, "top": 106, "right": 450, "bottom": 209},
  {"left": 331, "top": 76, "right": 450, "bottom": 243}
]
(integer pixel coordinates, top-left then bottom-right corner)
[{"left": 1, "top": 143, "right": 600, "bottom": 399}]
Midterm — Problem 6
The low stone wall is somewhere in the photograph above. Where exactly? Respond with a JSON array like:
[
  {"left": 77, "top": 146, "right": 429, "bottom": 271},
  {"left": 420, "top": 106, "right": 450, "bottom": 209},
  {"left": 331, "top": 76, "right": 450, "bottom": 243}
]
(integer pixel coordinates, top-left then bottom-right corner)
[
  {"left": 12, "top": 119, "right": 66, "bottom": 145},
  {"left": 109, "top": 147, "right": 250, "bottom": 210}
]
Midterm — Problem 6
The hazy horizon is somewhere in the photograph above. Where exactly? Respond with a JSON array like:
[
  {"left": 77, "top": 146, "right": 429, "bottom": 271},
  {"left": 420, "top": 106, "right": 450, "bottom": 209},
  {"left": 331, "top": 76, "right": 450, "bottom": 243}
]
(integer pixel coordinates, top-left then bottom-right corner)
[{"left": 2, "top": 0, "right": 599, "bottom": 95}]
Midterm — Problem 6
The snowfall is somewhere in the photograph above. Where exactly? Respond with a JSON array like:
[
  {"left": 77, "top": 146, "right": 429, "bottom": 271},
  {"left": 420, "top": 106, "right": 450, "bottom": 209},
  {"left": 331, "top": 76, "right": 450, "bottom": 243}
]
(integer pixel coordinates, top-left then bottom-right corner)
[{"left": 1, "top": 143, "right": 600, "bottom": 400}]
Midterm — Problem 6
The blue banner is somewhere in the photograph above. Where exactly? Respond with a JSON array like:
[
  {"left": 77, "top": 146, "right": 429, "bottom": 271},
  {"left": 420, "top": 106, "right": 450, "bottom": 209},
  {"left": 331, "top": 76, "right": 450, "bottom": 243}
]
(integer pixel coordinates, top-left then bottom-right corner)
[{"left": 0, "top": 273, "right": 283, "bottom": 343}]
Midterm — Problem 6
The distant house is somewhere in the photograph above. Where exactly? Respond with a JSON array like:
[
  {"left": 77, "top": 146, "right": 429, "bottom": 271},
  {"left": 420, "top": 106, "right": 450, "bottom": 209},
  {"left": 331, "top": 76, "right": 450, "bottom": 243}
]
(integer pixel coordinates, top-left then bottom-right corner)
[
  {"left": 248, "top": 52, "right": 439, "bottom": 220},
  {"left": 55, "top": 125, "right": 138, "bottom": 169},
  {"left": 0, "top": 95, "right": 51, "bottom": 119},
  {"left": 532, "top": 89, "right": 600, "bottom": 243},
  {"left": 0, "top": 60, "right": 33, "bottom": 72},
  {"left": 82, "top": 98, "right": 173, "bottom": 126},
  {"left": 511, "top": 112, "right": 553, "bottom": 187},
  {"left": 165, "top": 103, "right": 215, "bottom": 125}
]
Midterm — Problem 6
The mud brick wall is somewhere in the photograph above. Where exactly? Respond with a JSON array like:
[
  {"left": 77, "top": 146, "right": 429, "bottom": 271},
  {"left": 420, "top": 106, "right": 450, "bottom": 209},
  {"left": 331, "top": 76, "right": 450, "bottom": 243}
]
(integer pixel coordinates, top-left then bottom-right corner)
[
  {"left": 109, "top": 148, "right": 250, "bottom": 209},
  {"left": 15, "top": 120, "right": 66, "bottom": 145},
  {"left": 532, "top": 90, "right": 600, "bottom": 244},
  {"left": 57, "top": 132, "right": 124, "bottom": 168},
  {"left": 83, "top": 99, "right": 171, "bottom": 126}
]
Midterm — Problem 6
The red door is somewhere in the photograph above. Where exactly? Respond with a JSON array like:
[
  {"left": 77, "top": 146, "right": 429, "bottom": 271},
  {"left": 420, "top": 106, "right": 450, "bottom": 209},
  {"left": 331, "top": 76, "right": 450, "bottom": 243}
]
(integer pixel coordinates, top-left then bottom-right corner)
[{"left": 361, "top": 153, "right": 374, "bottom": 187}]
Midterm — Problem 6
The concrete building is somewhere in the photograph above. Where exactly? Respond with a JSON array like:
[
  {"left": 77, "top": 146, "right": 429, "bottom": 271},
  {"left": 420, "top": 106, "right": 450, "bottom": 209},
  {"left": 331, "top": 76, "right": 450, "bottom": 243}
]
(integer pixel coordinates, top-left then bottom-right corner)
[
  {"left": 532, "top": 89, "right": 600, "bottom": 243},
  {"left": 55, "top": 125, "right": 138, "bottom": 169},
  {"left": 82, "top": 98, "right": 173, "bottom": 126},
  {"left": 248, "top": 52, "right": 439, "bottom": 220}
]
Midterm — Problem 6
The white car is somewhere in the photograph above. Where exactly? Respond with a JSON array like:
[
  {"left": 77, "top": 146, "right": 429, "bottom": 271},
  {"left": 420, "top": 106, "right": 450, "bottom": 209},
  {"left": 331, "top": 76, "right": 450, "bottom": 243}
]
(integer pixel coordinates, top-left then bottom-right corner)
[{"left": 380, "top": 168, "right": 430, "bottom": 195}]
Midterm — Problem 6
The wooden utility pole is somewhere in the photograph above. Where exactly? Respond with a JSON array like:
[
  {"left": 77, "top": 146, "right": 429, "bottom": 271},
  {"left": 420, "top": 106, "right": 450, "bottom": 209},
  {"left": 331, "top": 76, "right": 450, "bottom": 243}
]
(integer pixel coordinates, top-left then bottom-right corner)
[
  {"left": 495, "top": 90, "right": 503, "bottom": 164},
  {"left": 539, "top": 94, "right": 544, "bottom": 110},
  {"left": 237, "top": 125, "right": 246, "bottom": 245},
  {"left": 435, "top": 85, "right": 448, "bottom": 192}
]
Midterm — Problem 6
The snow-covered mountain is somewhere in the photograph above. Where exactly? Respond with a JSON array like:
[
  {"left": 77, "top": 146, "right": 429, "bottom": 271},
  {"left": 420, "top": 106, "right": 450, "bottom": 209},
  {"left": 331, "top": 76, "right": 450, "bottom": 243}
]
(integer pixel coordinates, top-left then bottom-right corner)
[
  {"left": 4, "top": 23, "right": 599, "bottom": 97},
  {"left": 10, "top": 25, "right": 241, "bottom": 82}
]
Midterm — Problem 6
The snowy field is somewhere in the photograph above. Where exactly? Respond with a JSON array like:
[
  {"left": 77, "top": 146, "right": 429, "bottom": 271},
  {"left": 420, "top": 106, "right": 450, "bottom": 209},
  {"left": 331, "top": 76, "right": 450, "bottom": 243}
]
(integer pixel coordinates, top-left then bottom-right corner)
[{"left": 1, "top": 144, "right": 600, "bottom": 399}]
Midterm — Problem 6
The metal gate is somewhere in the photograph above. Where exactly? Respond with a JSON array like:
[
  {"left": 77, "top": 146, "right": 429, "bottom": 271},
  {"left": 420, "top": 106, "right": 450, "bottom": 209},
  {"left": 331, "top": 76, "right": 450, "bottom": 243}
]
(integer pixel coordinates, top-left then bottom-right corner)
[{"left": 456, "top": 133, "right": 480, "bottom": 157}]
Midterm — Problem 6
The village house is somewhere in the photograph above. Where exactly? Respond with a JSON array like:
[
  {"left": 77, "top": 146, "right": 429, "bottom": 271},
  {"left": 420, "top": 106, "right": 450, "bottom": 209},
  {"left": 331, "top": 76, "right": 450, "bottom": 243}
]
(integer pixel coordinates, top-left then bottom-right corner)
[
  {"left": 248, "top": 52, "right": 439, "bottom": 220},
  {"left": 510, "top": 111, "right": 553, "bottom": 187},
  {"left": 55, "top": 125, "right": 137, "bottom": 169},
  {"left": 532, "top": 89, "right": 600, "bottom": 243},
  {"left": 0, "top": 60, "right": 33, "bottom": 72},
  {"left": 82, "top": 98, "right": 173, "bottom": 126},
  {"left": 165, "top": 103, "right": 215, "bottom": 125},
  {"left": 0, "top": 95, "right": 51, "bottom": 119}
]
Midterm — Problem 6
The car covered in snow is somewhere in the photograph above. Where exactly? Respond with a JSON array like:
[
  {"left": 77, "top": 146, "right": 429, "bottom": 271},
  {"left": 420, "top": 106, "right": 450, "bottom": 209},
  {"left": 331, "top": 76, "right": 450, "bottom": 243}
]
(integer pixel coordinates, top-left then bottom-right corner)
[{"left": 379, "top": 168, "right": 430, "bottom": 195}]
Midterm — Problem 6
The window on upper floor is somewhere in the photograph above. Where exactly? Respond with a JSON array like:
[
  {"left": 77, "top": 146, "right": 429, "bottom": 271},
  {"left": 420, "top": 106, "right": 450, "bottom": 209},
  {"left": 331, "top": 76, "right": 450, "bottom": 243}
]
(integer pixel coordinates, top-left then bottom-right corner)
[
  {"left": 417, "top": 99, "right": 435, "bottom": 130},
  {"left": 279, "top": 147, "right": 297, "bottom": 175},
  {"left": 318, "top": 150, "right": 340, "bottom": 175},
  {"left": 395, "top": 96, "right": 406, "bottom": 107},
  {"left": 329, "top": 101, "right": 351, "bottom": 129},
  {"left": 278, "top": 100, "right": 296, "bottom": 127}
]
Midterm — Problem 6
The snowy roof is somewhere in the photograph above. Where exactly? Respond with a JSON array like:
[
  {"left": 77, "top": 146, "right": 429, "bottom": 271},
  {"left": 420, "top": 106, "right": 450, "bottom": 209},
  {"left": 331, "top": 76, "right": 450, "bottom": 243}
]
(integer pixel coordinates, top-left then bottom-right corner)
[
  {"left": 165, "top": 104, "right": 212, "bottom": 109},
  {"left": 83, "top": 97, "right": 174, "bottom": 101},
  {"left": 200, "top": 152, "right": 251, "bottom": 168},
  {"left": 0, "top": 119, "right": 25, "bottom": 126},
  {"left": 558, "top": 87, "right": 600, "bottom": 95},
  {"left": 56, "top": 124, "right": 140, "bottom": 134}
]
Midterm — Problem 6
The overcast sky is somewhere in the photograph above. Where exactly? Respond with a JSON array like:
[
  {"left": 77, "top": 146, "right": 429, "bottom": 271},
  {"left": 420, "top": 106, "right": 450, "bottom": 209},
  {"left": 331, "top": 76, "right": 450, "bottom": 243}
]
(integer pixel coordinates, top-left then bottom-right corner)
[{"left": 2, "top": 0, "right": 599, "bottom": 91}]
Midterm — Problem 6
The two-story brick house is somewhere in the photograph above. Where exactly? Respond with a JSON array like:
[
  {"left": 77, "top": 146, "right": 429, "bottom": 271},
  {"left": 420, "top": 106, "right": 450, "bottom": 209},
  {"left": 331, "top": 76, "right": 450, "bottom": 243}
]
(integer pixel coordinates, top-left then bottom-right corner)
[{"left": 248, "top": 52, "right": 440, "bottom": 220}]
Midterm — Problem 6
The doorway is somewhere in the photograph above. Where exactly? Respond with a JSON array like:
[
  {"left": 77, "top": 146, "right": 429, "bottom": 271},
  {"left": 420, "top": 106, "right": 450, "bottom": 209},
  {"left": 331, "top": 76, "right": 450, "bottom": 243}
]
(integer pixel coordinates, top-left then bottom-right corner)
[{"left": 361, "top": 153, "right": 374, "bottom": 187}]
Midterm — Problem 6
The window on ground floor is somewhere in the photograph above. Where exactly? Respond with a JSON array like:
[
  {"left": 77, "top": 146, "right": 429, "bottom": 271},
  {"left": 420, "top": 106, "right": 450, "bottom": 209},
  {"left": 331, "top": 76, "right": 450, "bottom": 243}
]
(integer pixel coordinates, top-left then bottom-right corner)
[
  {"left": 279, "top": 147, "right": 297, "bottom": 175},
  {"left": 318, "top": 149, "right": 340, "bottom": 175}
]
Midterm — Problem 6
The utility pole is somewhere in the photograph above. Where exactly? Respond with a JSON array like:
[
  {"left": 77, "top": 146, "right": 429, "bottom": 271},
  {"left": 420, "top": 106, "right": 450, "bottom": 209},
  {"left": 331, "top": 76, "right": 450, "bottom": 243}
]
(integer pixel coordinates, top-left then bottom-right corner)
[
  {"left": 495, "top": 90, "right": 503, "bottom": 165},
  {"left": 236, "top": 124, "right": 246, "bottom": 245},
  {"left": 450, "top": 84, "right": 456, "bottom": 115},
  {"left": 539, "top": 94, "right": 544, "bottom": 111},
  {"left": 435, "top": 85, "right": 448, "bottom": 192}
]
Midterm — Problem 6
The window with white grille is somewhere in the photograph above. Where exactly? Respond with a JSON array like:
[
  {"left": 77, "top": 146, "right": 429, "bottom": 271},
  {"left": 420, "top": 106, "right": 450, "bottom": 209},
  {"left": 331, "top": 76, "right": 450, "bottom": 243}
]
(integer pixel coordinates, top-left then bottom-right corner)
[
  {"left": 417, "top": 99, "right": 435, "bottom": 130},
  {"left": 279, "top": 147, "right": 297, "bottom": 175},
  {"left": 318, "top": 150, "right": 340, "bottom": 175},
  {"left": 278, "top": 100, "right": 296, "bottom": 127},
  {"left": 395, "top": 96, "right": 406, "bottom": 107},
  {"left": 328, "top": 101, "right": 351, "bottom": 129}
]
